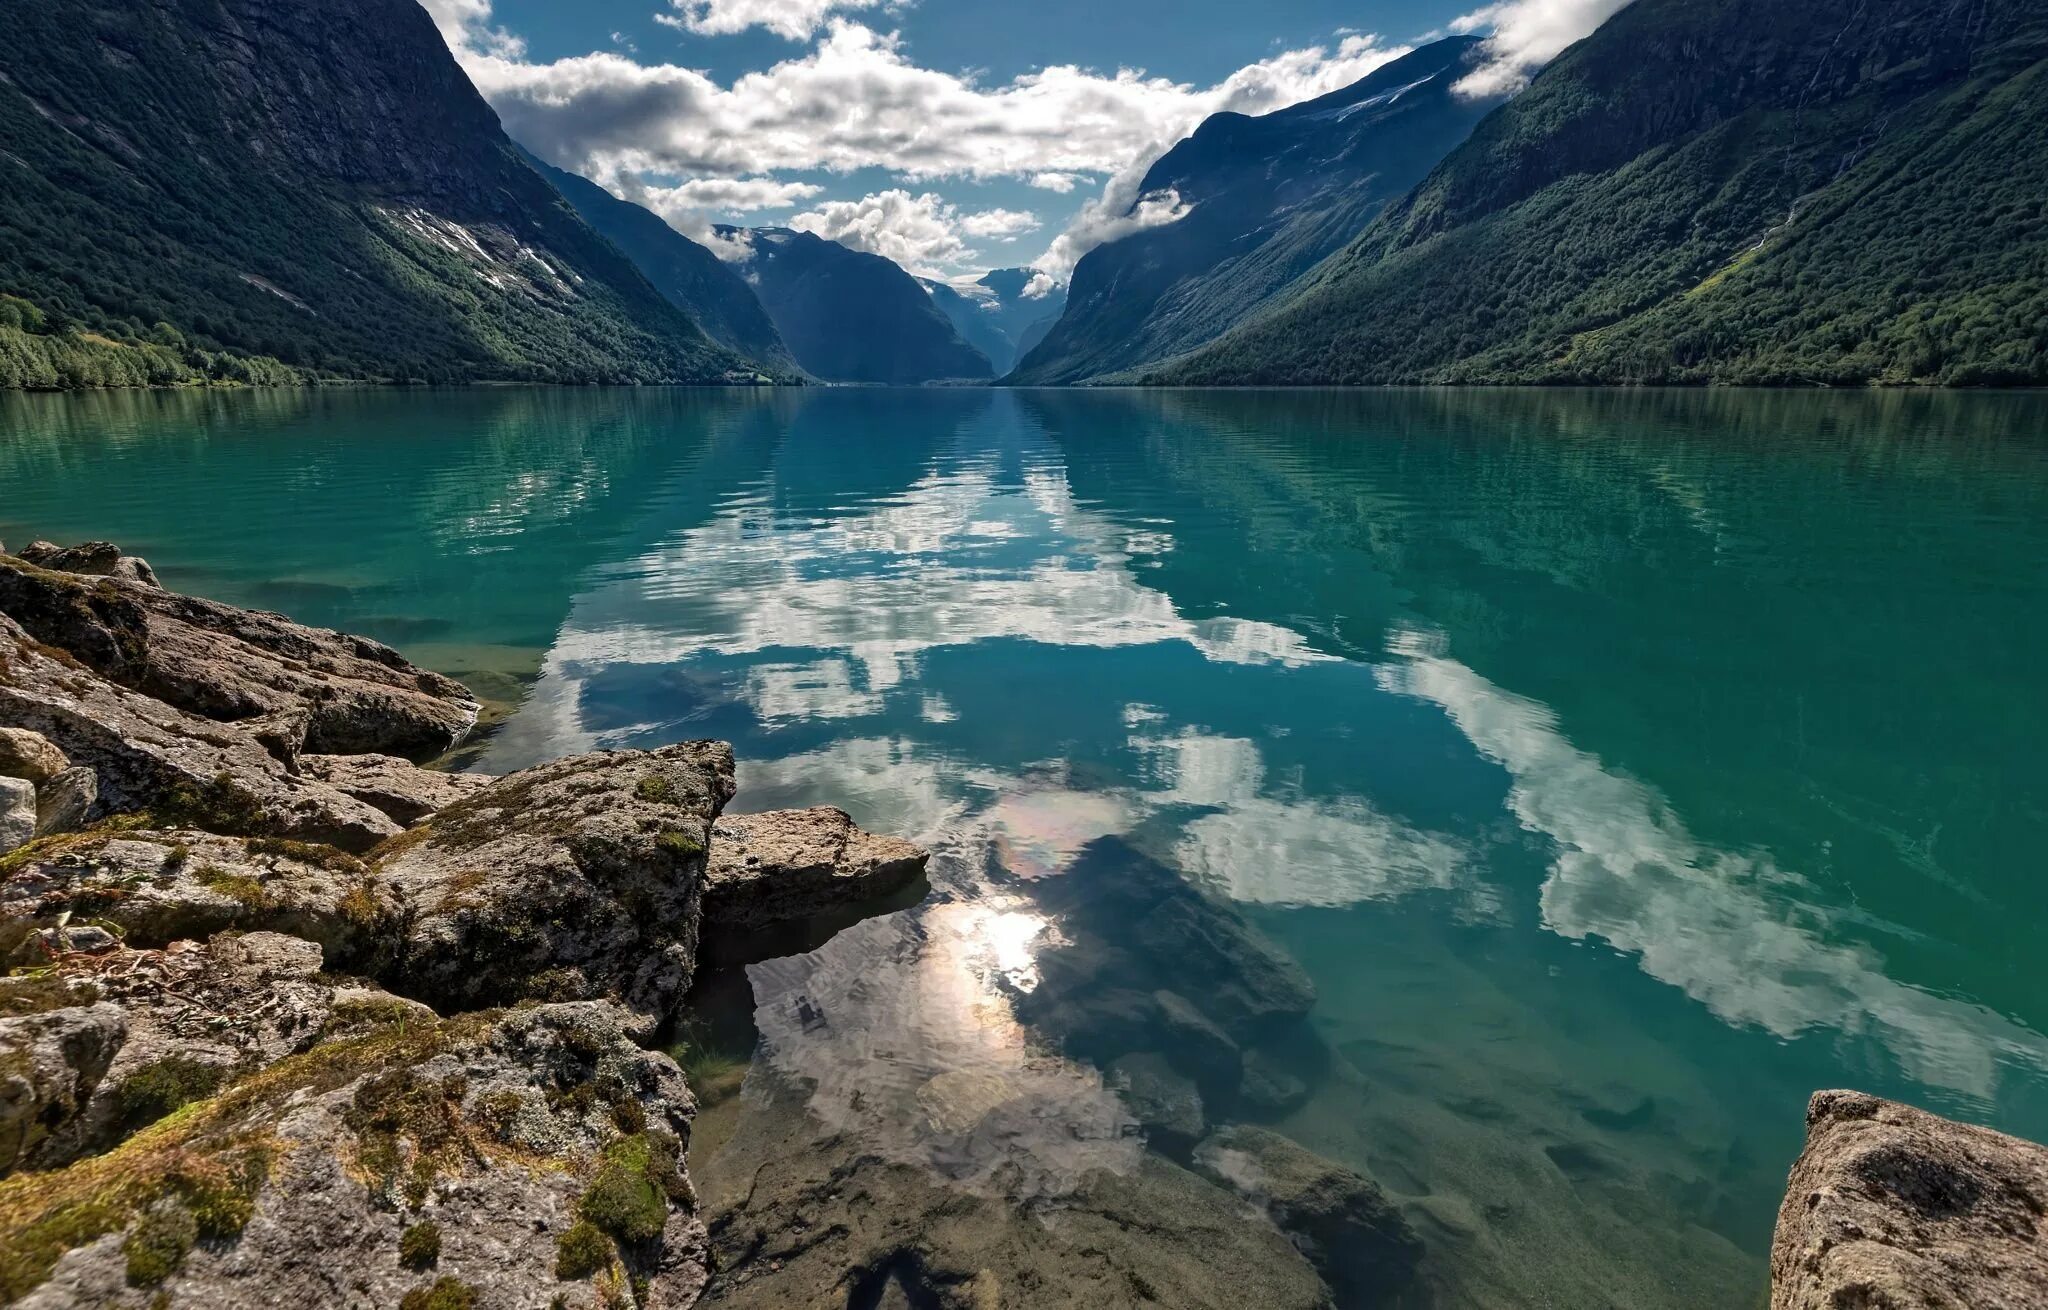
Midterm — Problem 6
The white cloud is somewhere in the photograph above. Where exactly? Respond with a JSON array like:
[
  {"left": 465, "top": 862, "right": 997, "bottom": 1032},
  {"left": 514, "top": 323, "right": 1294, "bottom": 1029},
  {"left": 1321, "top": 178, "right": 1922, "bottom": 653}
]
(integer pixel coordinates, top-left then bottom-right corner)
[
  {"left": 1450, "top": 0, "right": 1631, "bottom": 97},
  {"left": 788, "top": 190, "right": 1038, "bottom": 276},
  {"left": 432, "top": 9, "right": 1409, "bottom": 275},
  {"left": 654, "top": 0, "right": 892, "bottom": 40}
]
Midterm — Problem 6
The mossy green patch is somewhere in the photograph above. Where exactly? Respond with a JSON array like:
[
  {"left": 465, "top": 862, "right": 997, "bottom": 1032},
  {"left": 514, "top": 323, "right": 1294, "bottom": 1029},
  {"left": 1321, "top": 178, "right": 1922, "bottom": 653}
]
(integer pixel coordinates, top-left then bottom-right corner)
[
  {"left": 554, "top": 1219, "right": 612, "bottom": 1279},
  {"left": 655, "top": 830, "right": 703, "bottom": 859},
  {"left": 576, "top": 1131, "right": 684, "bottom": 1245},
  {"left": 633, "top": 774, "right": 677, "bottom": 804},
  {"left": 0, "top": 973, "right": 101, "bottom": 1018},
  {"left": 122, "top": 1200, "right": 197, "bottom": 1286},
  {"left": 149, "top": 772, "right": 273, "bottom": 838},
  {"left": 117, "top": 1057, "right": 229, "bottom": 1134},
  {"left": 399, "top": 1219, "right": 441, "bottom": 1268},
  {"left": 247, "top": 837, "right": 365, "bottom": 874}
]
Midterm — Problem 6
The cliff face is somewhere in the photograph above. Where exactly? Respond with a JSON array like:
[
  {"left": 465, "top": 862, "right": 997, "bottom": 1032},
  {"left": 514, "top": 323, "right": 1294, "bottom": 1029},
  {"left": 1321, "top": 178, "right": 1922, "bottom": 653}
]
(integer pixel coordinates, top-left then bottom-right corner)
[{"left": 0, "top": 0, "right": 750, "bottom": 384}]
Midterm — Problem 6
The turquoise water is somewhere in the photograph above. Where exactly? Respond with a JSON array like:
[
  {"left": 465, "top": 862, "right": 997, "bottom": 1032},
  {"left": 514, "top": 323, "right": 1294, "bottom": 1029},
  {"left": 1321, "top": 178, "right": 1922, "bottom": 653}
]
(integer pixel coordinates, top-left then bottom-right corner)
[{"left": 4, "top": 386, "right": 2046, "bottom": 1305}]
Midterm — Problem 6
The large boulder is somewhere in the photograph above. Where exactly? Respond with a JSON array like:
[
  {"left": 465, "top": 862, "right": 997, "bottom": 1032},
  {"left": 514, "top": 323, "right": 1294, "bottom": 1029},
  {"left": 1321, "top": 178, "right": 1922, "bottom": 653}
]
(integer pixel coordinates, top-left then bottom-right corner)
[
  {"left": 704, "top": 805, "right": 928, "bottom": 933},
  {"left": 4, "top": 999, "right": 708, "bottom": 1310},
  {"left": 0, "top": 726, "right": 68, "bottom": 783},
  {"left": 0, "top": 613, "right": 401, "bottom": 851},
  {"left": 374, "top": 743, "right": 736, "bottom": 1029},
  {"left": 1194, "top": 1125, "right": 1424, "bottom": 1305},
  {"left": 32, "top": 766, "right": 97, "bottom": 838},
  {"left": 1771, "top": 1089, "right": 2048, "bottom": 1310},
  {"left": 0, "top": 550, "right": 477, "bottom": 759},
  {"left": 14, "top": 542, "right": 159, "bottom": 588}
]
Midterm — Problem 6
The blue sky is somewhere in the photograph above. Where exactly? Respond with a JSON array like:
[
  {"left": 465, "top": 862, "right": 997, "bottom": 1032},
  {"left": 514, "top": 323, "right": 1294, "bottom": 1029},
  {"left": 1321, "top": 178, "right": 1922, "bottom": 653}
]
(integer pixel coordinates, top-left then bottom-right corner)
[{"left": 423, "top": 0, "right": 1622, "bottom": 283}]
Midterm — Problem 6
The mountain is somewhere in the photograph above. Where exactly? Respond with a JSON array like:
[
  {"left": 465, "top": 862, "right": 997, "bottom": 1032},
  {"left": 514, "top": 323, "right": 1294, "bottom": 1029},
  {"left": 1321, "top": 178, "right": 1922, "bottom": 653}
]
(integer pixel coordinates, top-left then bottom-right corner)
[
  {"left": 517, "top": 149, "right": 796, "bottom": 373},
  {"left": 0, "top": 0, "right": 750, "bottom": 387},
  {"left": 1009, "top": 37, "right": 1495, "bottom": 385},
  {"left": 1148, "top": 0, "right": 2048, "bottom": 387},
  {"left": 918, "top": 269, "right": 1066, "bottom": 374},
  {"left": 723, "top": 228, "right": 995, "bottom": 384}
]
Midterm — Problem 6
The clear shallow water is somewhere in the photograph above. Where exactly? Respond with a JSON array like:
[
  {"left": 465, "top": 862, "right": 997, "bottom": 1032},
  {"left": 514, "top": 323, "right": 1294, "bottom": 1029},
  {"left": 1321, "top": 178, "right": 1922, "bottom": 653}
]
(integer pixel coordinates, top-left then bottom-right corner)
[{"left": 4, "top": 386, "right": 2047, "bottom": 1305}]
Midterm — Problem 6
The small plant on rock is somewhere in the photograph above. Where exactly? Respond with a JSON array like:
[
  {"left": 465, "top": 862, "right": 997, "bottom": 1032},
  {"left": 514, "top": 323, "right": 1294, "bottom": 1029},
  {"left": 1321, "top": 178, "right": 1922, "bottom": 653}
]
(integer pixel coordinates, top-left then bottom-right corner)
[{"left": 399, "top": 1219, "right": 441, "bottom": 1268}]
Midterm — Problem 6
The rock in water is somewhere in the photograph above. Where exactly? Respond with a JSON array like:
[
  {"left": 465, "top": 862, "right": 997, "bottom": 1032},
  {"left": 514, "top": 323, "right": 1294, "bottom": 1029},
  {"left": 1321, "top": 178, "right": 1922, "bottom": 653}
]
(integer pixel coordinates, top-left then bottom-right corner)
[
  {"left": 704, "top": 805, "right": 928, "bottom": 932},
  {"left": 1195, "top": 1124, "right": 1424, "bottom": 1303},
  {"left": 0, "top": 549, "right": 477, "bottom": 759},
  {"left": 0, "top": 776, "right": 35, "bottom": 854},
  {"left": 0, "top": 726, "right": 68, "bottom": 783},
  {"left": 1771, "top": 1089, "right": 2048, "bottom": 1310},
  {"left": 375, "top": 743, "right": 736, "bottom": 1028},
  {"left": 1108, "top": 1051, "right": 1207, "bottom": 1150}
]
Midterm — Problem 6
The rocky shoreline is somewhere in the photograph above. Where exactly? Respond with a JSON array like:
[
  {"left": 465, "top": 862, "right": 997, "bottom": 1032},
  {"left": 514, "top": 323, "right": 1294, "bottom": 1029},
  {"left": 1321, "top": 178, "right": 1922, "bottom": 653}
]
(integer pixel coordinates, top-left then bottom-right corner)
[{"left": 2, "top": 541, "right": 2043, "bottom": 1309}]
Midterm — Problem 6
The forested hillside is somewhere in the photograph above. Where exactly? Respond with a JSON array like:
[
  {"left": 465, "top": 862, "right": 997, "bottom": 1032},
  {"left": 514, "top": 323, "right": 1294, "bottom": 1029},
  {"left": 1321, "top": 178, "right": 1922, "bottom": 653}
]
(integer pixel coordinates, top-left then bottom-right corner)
[
  {"left": 0, "top": 0, "right": 752, "bottom": 387},
  {"left": 1013, "top": 37, "right": 1494, "bottom": 385},
  {"left": 1147, "top": 0, "right": 2048, "bottom": 387}
]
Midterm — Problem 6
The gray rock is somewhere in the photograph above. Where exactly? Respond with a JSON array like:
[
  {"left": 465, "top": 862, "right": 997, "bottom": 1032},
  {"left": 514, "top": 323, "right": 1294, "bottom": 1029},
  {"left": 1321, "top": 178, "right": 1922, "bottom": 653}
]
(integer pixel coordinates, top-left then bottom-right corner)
[
  {"left": 1154, "top": 987, "right": 1242, "bottom": 1092},
  {"left": 300, "top": 753, "right": 488, "bottom": 826},
  {"left": 0, "top": 988, "right": 126, "bottom": 1174},
  {"left": 33, "top": 766, "right": 97, "bottom": 837},
  {"left": 0, "top": 725, "right": 69, "bottom": 783},
  {"left": 698, "top": 1078, "right": 1331, "bottom": 1310},
  {"left": 0, "top": 551, "right": 477, "bottom": 758},
  {"left": 1239, "top": 1047, "right": 1311, "bottom": 1119},
  {"left": 1770, "top": 1089, "right": 2048, "bottom": 1310},
  {"left": 1195, "top": 1125, "right": 1424, "bottom": 1304},
  {"left": 376, "top": 743, "right": 736, "bottom": 1029},
  {"left": 704, "top": 805, "right": 928, "bottom": 932},
  {"left": 1109, "top": 1051, "right": 1207, "bottom": 1149},
  {"left": 0, "top": 775, "right": 34, "bottom": 854},
  {"left": 13, "top": 999, "right": 707, "bottom": 1310},
  {"left": 0, "top": 829, "right": 392, "bottom": 969},
  {"left": 0, "top": 612, "right": 402, "bottom": 851}
]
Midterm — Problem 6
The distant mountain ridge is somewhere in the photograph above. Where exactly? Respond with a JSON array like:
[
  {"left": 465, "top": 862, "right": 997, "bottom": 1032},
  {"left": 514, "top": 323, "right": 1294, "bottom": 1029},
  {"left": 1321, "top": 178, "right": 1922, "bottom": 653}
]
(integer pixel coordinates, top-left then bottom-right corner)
[
  {"left": 518, "top": 149, "right": 796, "bottom": 375},
  {"left": 1010, "top": 37, "right": 1496, "bottom": 385},
  {"left": 1148, "top": 0, "right": 2048, "bottom": 386},
  {"left": 724, "top": 228, "right": 995, "bottom": 384},
  {"left": 0, "top": 0, "right": 750, "bottom": 386},
  {"left": 919, "top": 270, "right": 1066, "bottom": 374}
]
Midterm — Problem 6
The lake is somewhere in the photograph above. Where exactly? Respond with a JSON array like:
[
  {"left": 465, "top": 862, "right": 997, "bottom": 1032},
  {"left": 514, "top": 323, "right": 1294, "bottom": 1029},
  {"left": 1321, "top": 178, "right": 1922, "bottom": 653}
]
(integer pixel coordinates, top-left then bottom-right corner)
[{"left": 3, "top": 385, "right": 2045, "bottom": 1306}]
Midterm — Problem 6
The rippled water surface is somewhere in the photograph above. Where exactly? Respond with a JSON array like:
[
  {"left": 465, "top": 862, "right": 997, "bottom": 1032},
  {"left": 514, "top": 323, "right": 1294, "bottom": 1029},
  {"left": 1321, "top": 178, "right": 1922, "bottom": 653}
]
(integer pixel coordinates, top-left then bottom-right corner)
[{"left": 5, "top": 386, "right": 2046, "bottom": 1306}]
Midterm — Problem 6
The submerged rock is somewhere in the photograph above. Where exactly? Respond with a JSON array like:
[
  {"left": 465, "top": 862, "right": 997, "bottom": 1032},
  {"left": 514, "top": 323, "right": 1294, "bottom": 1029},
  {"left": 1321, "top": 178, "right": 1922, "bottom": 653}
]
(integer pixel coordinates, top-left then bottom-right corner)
[
  {"left": 0, "top": 549, "right": 476, "bottom": 759},
  {"left": 374, "top": 743, "right": 736, "bottom": 1029},
  {"left": 1108, "top": 1051, "right": 1207, "bottom": 1150},
  {"left": 704, "top": 805, "right": 928, "bottom": 932},
  {"left": 1194, "top": 1125, "right": 1424, "bottom": 1304},
  {"left": 1770, "top": 1089, "right": 2048, "bottom": 1310},
  {"left": 300, "top": 752, "right": 487, "bottom": 827}
]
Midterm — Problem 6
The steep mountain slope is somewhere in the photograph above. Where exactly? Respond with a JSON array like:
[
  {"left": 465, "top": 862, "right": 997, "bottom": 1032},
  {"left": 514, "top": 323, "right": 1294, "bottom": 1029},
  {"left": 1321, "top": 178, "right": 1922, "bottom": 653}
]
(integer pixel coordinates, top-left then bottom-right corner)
[
  {"left": 724, "top": 228, "right": 994, "bottom": 384},
  {"left": 0, "top": 0, "right": 747, "bottom": 386},
  {"left": 1150, "top": 0, "right": 2048, "bottom": 387},
  {"left": 1010, "top": 38, "right": 1494, "bottom": 385},
  {"left": 519, "top": 149, "right": 796, "bottom": 373},
  {"left": 919, "top": 269, "right": 1065, "bottom": 374}
]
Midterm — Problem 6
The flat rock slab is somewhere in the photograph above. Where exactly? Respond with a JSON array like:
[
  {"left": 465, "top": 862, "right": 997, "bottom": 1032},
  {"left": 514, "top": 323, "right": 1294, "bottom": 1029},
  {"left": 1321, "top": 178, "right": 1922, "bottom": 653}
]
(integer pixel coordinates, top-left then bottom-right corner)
[
  {"left": 704, "top": 805, "right": 928, "bottom": 932},
  {"left": 1772, "top": 1089, "right": 2048, "bottom": 1310},
  {"left": 300, "top": 753, "right": 487, "bottom": 826}
]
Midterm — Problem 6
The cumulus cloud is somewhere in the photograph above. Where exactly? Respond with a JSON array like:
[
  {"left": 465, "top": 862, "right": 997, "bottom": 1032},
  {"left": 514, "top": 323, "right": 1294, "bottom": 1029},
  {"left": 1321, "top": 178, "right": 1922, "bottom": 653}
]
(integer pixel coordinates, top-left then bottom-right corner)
[
  {"left": 653, "top": 0, "right": 892, "bottom": 41},
  {"left": 431, "top": 7, "right": 1407, "bottom": 276},
  {"left": 787, "top": 190, "right": 1039, "bottom": 277},
  {"left": 1450, "top": 0, "right": 1631, "bottom": 97},
  {"left": 1028, "top": 154, "right": 1189, "bottom": 292}
]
